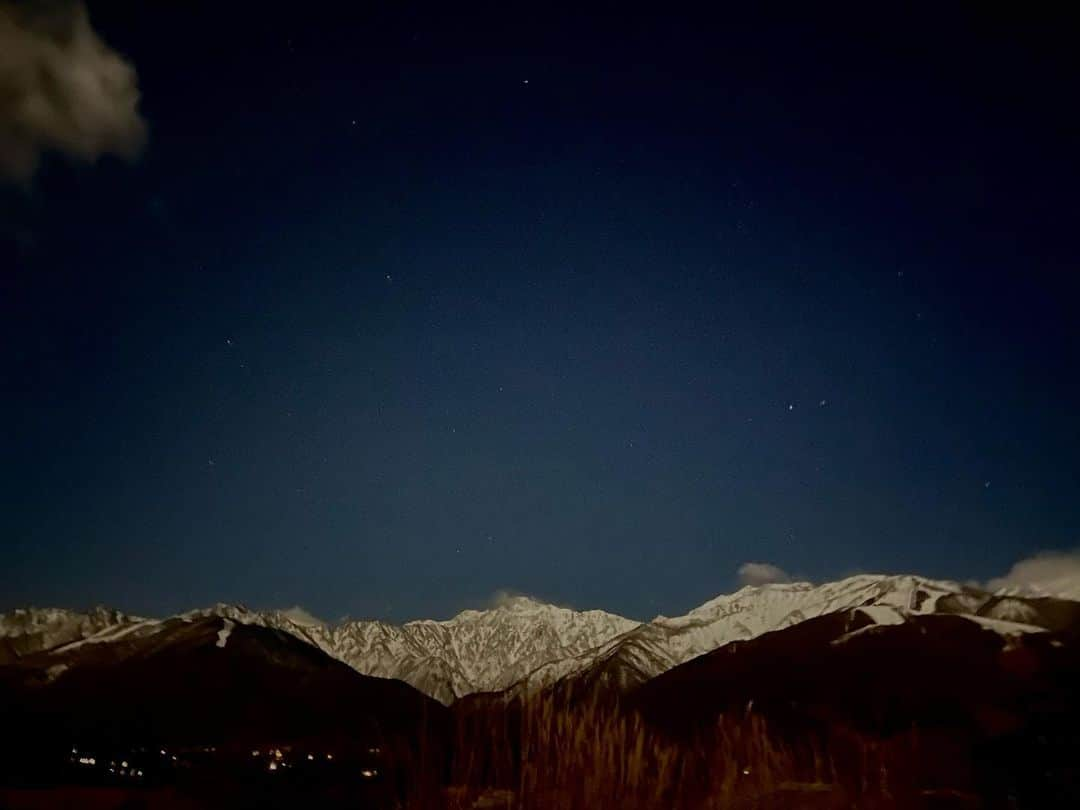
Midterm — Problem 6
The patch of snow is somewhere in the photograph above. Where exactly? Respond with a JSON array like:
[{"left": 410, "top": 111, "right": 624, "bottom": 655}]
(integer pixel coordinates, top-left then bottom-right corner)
[
  {"left": 216, "top": 619, "right": 234, "bottom": 648},
  {"left": 961, "top": 615, "right": 1046, "bottom": 636},
  {"left": 45, "top": 663, "right": 68, "bottom": 681},
  {"left": 52, "top": 619, "right": 160, "bottom": 653},
  {"left": 856, "top": 605, "right": 906, "bottom": 626}
]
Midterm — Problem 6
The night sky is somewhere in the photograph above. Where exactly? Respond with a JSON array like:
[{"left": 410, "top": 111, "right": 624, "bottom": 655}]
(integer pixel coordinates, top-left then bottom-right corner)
[{"left": 3, "top": 4, "right": 1078, "bottom": 622}]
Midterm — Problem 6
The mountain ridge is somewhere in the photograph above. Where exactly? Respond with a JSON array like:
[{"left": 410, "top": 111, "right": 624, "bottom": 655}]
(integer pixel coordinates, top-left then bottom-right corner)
[{"left": 4, "top": 571, "right": 1078, "bottom": 704}]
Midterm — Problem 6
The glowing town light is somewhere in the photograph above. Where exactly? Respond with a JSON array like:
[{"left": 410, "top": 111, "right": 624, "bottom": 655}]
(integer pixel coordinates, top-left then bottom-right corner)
[
  {"left": 252, "top": 750, "right": 260, "bottom": 757},
  {"left": 268, "top": 761, "right": 278, "bottom": 771},
  {"left": 360, "top": 768, "right": 378, "bottom": 778},
  {"left": 307, "top": 754, "right": 314, "bottom": 761}
]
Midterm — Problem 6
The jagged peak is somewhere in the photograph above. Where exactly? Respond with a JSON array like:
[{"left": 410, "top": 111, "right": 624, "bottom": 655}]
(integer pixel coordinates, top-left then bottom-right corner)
[{"left": 0, "top": 605, "right": 135, "bottom": 632}]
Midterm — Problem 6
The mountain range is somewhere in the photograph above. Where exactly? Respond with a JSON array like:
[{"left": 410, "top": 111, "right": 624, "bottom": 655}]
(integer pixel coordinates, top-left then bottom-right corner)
[{"left": 4, "top": 573, "right": 1078, "bottom": 706}]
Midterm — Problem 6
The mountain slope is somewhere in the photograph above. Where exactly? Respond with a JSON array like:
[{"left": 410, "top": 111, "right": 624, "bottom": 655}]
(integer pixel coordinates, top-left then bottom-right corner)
[
  {"left": 0, "top": 615, "right": 448, "bottom": 748},
  {"left": 0, "top": 607, "right": 137, "bottom": 665},
  {"left": 510, "top": 574, "right": 1077, "bottom": 698},
  {"left": 626, "top": 606, "right": 1080, "bottom": 804}
]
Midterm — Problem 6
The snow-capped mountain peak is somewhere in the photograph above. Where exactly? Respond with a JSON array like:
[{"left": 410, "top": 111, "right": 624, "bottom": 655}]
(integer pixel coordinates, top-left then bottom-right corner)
[{"left": 328, "top": 597, "right": 639, "bottom": 703}]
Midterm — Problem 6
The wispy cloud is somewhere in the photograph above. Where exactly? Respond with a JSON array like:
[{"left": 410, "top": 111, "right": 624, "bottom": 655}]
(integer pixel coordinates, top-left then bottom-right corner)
[
  {"left": 278, "top": 605, "right": 326, "bottom": 627},
  {"left": 986, "top": 549, "right": 1080, "bottom": 599},
  {"left": 737, "top": 562, "right": 792, "bottom": 587},
  {"left": 0, "top": 1, "right": 146, "bottom": 184},
  {"left": 488, "top": 589, "right": 572, "bottom": 610}
]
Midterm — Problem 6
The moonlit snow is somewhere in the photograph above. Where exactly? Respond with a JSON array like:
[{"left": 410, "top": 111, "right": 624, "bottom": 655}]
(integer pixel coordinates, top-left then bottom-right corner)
[{"left": 216, "top": 619, "right": 234, "bottom": 648}]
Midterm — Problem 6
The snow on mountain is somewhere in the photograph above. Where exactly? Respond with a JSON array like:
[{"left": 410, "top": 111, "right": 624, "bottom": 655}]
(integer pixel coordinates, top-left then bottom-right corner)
[
  {"left": 510, "top": 574, "right": 1054, "bottom": 696},
  {"left": 5, "top": 573, "right": 1076, "bottom": 705},
  {"left": 325, "top": 596, "right": 639, "bottom": 704},
  {"left": 0, "top": 607, "right": 138, "bottom": 664},
  {"left": 49, "top": 617, "right": 165, "bottom": 654},
  {"left": 172, "top": 597, "right": 638, "bottom": 704}
]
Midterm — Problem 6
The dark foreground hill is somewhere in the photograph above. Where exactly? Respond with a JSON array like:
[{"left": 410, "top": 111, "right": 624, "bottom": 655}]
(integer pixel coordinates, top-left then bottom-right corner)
[
  {"left": 0, "top": 616, "right": 449, "bottom": 808},
  {"left": 626, "top": 609, "right": 1080, "bottom": 806}
]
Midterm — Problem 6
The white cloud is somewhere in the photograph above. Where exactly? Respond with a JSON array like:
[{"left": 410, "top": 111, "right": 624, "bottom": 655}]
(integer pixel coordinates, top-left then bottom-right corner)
[
  {"left": 488, "top": 589, "right": 573, "bottom": 610},
  {"left": 278, "top": 605, "right": 326, "bottom": 627},
  {"left": 986, "top": 549, "right": 1080, "bottom": 600},
  {"left": 0, "top": 1, "right": 146, "bottom": 184},
  {"left": 737, "top": 562, "right": 792, "bottom": 587}
]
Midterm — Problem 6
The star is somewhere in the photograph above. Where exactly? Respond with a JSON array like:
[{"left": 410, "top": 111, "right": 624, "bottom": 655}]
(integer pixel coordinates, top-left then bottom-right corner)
[
  {"left": 819, "top": 399, "right": 827, "bottom": 407},
  {"left": 984, "top": 480, "right": 991, "bottom": 488},
  {"left": 788, "top": 403, "right": 794, "bottom": 411}
]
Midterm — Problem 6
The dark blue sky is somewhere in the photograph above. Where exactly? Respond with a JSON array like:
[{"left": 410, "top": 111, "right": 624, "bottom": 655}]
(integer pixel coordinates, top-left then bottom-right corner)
[{"left": 3, "top": 4, "right": 1078, "bottom": 621}]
